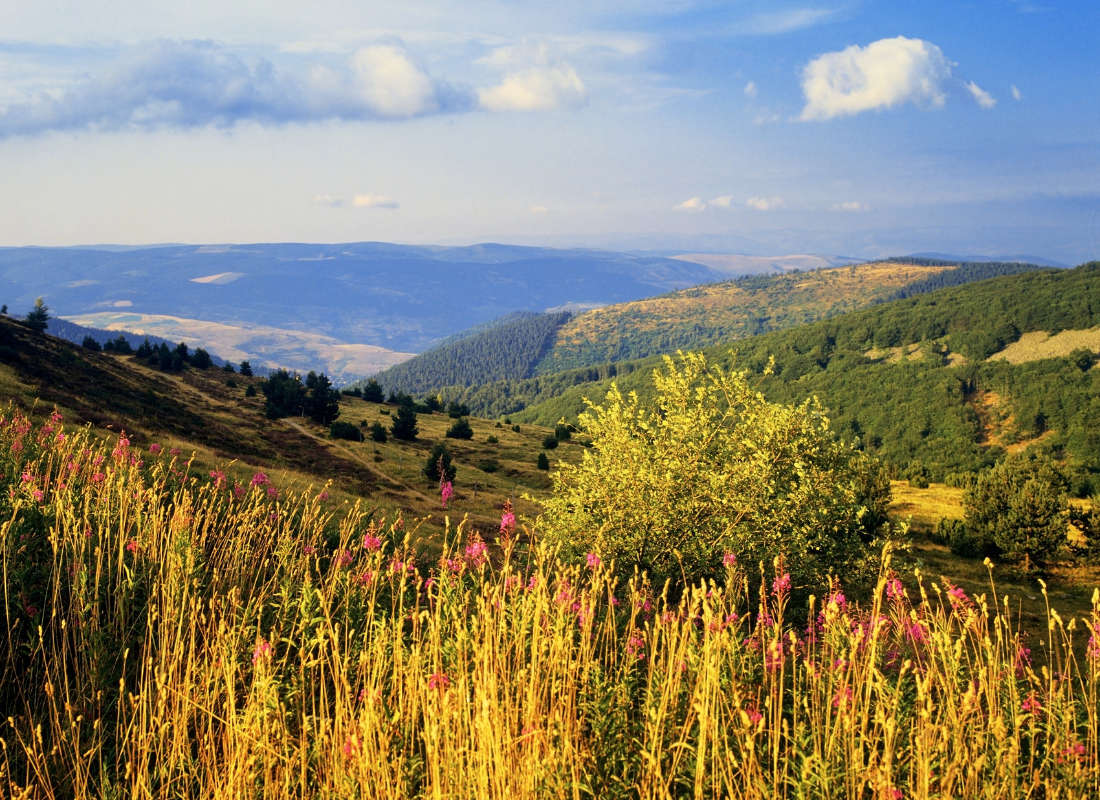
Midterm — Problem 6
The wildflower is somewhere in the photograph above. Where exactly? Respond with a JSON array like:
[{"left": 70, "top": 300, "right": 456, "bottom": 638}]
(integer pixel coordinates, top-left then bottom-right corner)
[
  {"left": 500, "top": 500, "right": 516, "bottom": 536},
  {"left": 303, "top": 545, "right": 317, "bottom": 555},
  {"left": 170, "top": 448, "right": 181, "bottom": 457},
  {"left": 356, "top": 570, "right": 374, "bottom": 586},
  {"left": 252, "top": 639, "right": 272, "bottom": 665},
  {"left": 1015, "top": 645, "right": 1032, "bottom": 677},
  {"left": 251, "top": 472, "right": 269, "bottom": 487},
  {"left": 21, "top": 472, "right": 32, "bottom": 483},
  {"left": 744, "top": 705, "right": 763, "bottom": 725},
  {"left": 267, "top": 486, "right": 279, "bottom": 499},
  {"left": 232, "top": 485, "right": 246, "bottom": 499},
  {"left": 465, "top": 540, "right": 488, "bottom": 568},
  {"left": 827, "top": 591, "right": 847, "bottom": 611},
  {"left": 342, "top": 737, "right": 358, "bottom": 757},
  {"left": 1088, "top": 625, "right": 1100, "bottom": 661},
  {"left": 445, "top": 558, "right": 464, "bottom": 574},
  {"left": 362, "top": 533, "right": 382, "bottom": 552},
  {"left": 765, "top": 639, "right": 786, "bottom": 670},
  {"left": 832, "top": 685, "right": 854, "bottom": 710},
  {"left": 440, "top": 480, "right": 453, "bottom": 508},
  {"left": 336, "top": 550, "right": 354, "bottom": 568},
  {"left": 1021, "top": 693, "right": 1043, "bottom": 715},
  {"left": 209, "top": 470, "right": 227, "bottom": 487},
  {"left": 318, "top": 491, "right": 329, "bottom": 502},
  {"left": 50, "top": 411, "right": 63, "bottom": 424},
  {"left": 32, "top": 490, "right": 43, "bottom": 503},
  {"left": 772, "top": 573, "right": 791, "bottom": 597},
  {"left": 125, "top": 540, "right": 140, "bottom": 554},
  {"left": 428, "top": 672, "right": 450, "bottom": 690},
  {"left": 886, "top": 577, "right": 905, "bottom": 601},
  {"left": 944, "top": 581, "right": 972, "bottom": 608},
  {"left": 626, "top": 634, "right": 646, "bottom": 659},
  {"left": 55, "top": 432, "right": 65, "bottom": 443},
  {"left": 723, "top": 552, "right": 737, "bottom": 568},
  {"left": 888, "top": 789, "right": 903, "bottom": 800},
  {"left": 526, "top": 575, "right": 538, "bottom": 590},
  {"left": 149, "top": 443, "right": 162, "bottom": 454},
  {"left": 586, "top": 552, "right": 601, "bottom": 569}
]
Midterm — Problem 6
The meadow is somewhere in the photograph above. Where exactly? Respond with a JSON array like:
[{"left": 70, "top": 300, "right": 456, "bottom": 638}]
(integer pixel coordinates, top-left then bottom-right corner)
[{"left": 3, "top": 409, "right": 1100, "bottom": 798}]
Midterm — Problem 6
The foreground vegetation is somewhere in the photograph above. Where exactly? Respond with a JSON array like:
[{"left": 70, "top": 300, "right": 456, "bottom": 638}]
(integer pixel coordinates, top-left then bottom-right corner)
[{"left": 4, "top": 407, "right": 1100, "bottom": 798}]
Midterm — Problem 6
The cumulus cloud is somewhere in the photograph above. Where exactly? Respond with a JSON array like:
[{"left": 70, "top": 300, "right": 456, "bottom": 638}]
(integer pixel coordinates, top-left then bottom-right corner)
[
  {"left": 743, "top": 81, "right": 757, "bottom": 98},
  {"left": 800, "top": 36, "right": 954, "bottom": 120},
  {"left": 674, "top": 197, "right": 707, "bottom": 212},
  {"left": 710, "top": 195, "right": 734, "bottom": 207},
  {"left": 352, "top": 193, "right": 399, "bottom": 209},
  {"left": 476, "top": 40, "right": 587, "bottom": 112},
  {"left": 0, "top": 39, "right": 475, "bottom": 138},
  {"left": 831, "top": 201, "right": 867, "bottom": 211},
  {"left": 746, "top": 197, "right": 785, "bottom": 211},
  {"left": 1012, "top": 84, "right": 1022, "bottom": 101},
  {"left": 965, "top": 81, "right": 996, "bottom": 109}
]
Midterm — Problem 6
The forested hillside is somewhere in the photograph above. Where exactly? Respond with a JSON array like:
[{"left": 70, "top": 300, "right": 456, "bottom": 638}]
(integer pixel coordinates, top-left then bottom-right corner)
[
  {"left": 512, "top": 262, "right": 1100, "bottom": 488},
  {"left": 879, "top": 258, "right": 1051, "bottom": 301},
  {"left": 364, "top": 311, "right": 571, "bottom": 395}
]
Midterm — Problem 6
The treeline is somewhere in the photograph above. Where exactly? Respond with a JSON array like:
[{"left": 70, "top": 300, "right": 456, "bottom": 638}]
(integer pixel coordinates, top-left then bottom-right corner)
[
  {"left": 511, "top": 262, "right": 1100, "bottom": 488},
  {"left": 361, "top": 311, "right": 571, "bottom": 395},
  {"left": 881, "top": 259, "right": 1051, "bottom": 301}
]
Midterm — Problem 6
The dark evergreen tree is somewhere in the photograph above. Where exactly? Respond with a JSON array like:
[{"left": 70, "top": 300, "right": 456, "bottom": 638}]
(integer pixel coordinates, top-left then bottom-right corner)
[
  {"left": 445, "top": 417, "right": 474, "bottom": 439},
  {"left": 330, "top": 421, "right": 363, "bottom": 441},
  {"left": 390, "top": 403, "right": 419, "bottom": 441},
  {"left": 111, "top": 336, "right": 132, "bottom": 354},
  {"left": 447, "top": 401, "right": 471, "bottom": 418},
  {"left": 136, "top": 338, "right": 154, "bottom": 358},
  {"left": 423, "top": 443, "right": 456, "bottom": 483},
  {"left": 191, "top": 348, "right": 213, "bottom": 369},
  {"left": 174, "top": 342, "right": 190, "bottom": 362},
  {"left": 157, "top": 343, "right": 173, "bottom": 370},
  {"left": 222, "top": 362, "right": 236, "bottom": 373},
  {"left": 262, "top": 369, "right": 307, "bottom": 419},
  {"left": 542, "top": 435, "right": 559, "bottom": 449},
  {"left": 239, "top": 360, "right": 253, "bottom": 377},
  {"left": 23, "top": 297, "right": 49, "bottom": 333},
  {"left": 424, "top": 395, "right": 442, "bottom": 412},
  {"left": 303, "top": 371, "right": 340, "bottom": 425},
  {"left": 170, "top": 352, "right": 184, "bottom": 371},
  {"left": 370, "top": 421, "right": 388, "bottom": 443},
  {"left": 245, "top": 384, "right": 257, "bottom": 397},
  {"left": 537, "top": 453, "right": 550, "bottom": 470},
  {"left": 81, "top": 336, "right": 101, "bottom": 351},
  {"left": 362, "top": 379, "right": 384, "bottom": 402}
]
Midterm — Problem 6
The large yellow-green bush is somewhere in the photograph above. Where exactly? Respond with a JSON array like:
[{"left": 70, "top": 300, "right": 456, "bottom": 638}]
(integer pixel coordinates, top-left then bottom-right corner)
[{"left": 539, "top": 352, "right": 891, "bottom": 590}]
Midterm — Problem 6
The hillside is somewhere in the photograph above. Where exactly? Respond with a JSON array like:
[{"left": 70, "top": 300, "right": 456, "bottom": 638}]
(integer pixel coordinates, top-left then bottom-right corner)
[
  {"left": 513, "top": 262, "right": 1100, "bottom": 489},
  {"left": 0, "top": 316, "right": 583, "bottom": 538}
]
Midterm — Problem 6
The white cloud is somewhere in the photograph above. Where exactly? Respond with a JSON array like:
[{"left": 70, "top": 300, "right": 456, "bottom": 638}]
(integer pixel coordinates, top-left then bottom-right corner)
[
  {"left": 710, "top": 195, "right": 733, "bottom": 207},
  {"left": 800, "top": 36, "right": 954, "bottom": 120},
  {"left": 352, "top": 193, "right": 399, "bottom": 209},
  {"left": 738, "top": 8, "right": 837, "bottom": 35},
  {"left": 530, "top": 205, "right": 548, "bottom": 213},
  {"left": 314, "top": 194, "right": 343, "bottom": 207},
  {"left": 743, "top": 81, "right": 757, "bottom": 98},
  {"left": 746, "top": 197, "right": 785, "bottom": 211},
  {"left": 1012, "top": 84, "right": 1022, "bottom": 101},
  {"left": 0, "top": 39, "right": 475, "bottom": 138},
  {"left": 831, "top": 201, "right": 867, "bottom": 211},
  {"left": 478, "top": 64, "right": 587, "bottom": 111},
  {"left": 674, "top": 197, "right": 707, "bottom": 212},
  {"left": 965, "top": 80, "right": 996, "bottom": 109}
]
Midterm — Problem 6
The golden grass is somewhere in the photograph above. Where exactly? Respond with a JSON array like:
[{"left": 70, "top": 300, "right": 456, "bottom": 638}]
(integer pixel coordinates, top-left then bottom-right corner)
[
  {"left": 3, "top": 409, "right": 1100, "bottom": 798},
  {"left": 989, "top": 328, "right": 1100, "bottom": 365}
]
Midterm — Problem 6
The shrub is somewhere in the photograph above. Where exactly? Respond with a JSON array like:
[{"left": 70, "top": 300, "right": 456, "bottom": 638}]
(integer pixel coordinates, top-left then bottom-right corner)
[
  {"left": 964, "top": 453, "right": 1070, "bottom": 570},
  {"left": 424, "top": 395, "right": 442, "bottom": 412},
  {"left": 330, "top": 421, "right": 364, "bottom": 442},
  {"left": 0, "top": 345, "right": 21, "bottom": 362},
  {"left": 477, "top": 459, "right": 500, "bottom": 473},
  {"left": 391, "top": 405, "right": 419, "bottom": 441},
  {"left": 512, "top": 424, "right": 521, "bottom": 433},
  {"left": 81, "top": 336, "right": 101, "bottom": 351},
  {"left": 222, "top": 362, "right": 236, "bottom": 373},
  {"left": 110, "top": 336, "right": 132, "bottom": 354},
  {"left": 447, "top": 401, "right": 471, "bottom": 418},
  {"left": 537, "top": 452, "right": 550, "bottom": 470},
  {"left": 555, "top": 423, "right": 572, "bottom": 441},
  {"left": 244, "top": 385, "right": 257, "bottom": 398},
  {"left": 1069, "top": 347, "right": 1096, "bottom": 372},
  {"left": 487, "top": 434, "right": 499, "bottom": 444},
  {"left": 542, "top": 435, "right": 559, "bottom": 450},
  {"left": 370, "top": 422, "right": 388, "bottom": 443},
  {"left": 540, "top": 352, "right": 890, "bottom": 590},
  {"left": 226, "top": 379, "right": 237, "bottom": 388},
  {"left": 445, "top": 418, "right": 474, "bottom": 440},
  {"left": 938, "top": 518, "right": 998, "bottom": 558},
  {"left": 423, "top": 443, "right": 456, "bottom": 483}
]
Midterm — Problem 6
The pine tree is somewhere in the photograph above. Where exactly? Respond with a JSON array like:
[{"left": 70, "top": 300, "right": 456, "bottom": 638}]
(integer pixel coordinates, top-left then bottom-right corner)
[
  {"left": 239, "top": 361, "right": 253, "bottom": 377},
  {"left": 362, "top": 380, "right": 384, "bottom": 403},
  {"left": 390, "top": 403, "right": 419, "bottom": 441},
  {"left": 191, "top": 348, "right": 213, "bottom": 370},
  {"left": 81, "top": 336, "right": 101, "bottom": 351},
  {"left": 23, "top": 297, "right": 49, "bottom": 333},
  {"left": 304, "top": 371, "right": 340, "bottom": 425}
]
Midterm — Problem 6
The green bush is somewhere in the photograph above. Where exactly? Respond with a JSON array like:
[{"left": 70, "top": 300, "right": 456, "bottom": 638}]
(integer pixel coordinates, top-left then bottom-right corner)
[
  {"left": 555, "top": 423, "right": 572, "bottom": 441},
  {"left": 477, "top": 459, "right": 499, "bottom": 473},
  {"left": 391, "top": 405, "right": 419, "bottom": 441},
  {"left": 244, "top": 385, "right": 256, "bottom": 398},
  {"left": 539, "top": 352, "right": 891, "bottom": 590},
  {"left": 537, "top": 452, "right": 550, "bottom": 470},
  {"left": 487, "top": 434, "right": 499, "bottom": 444},
  {"left": 512, "top": 424, "right": 520, "bottom": 433},
  {"left": 542, "top": 435, "right": 559, "bottom": 450},
  {"left": 330, "top": 421, "right": 364, "bottom": 442},
  {"left": 370, "top": 421, "right": 388, "bottom": 443},
  {"left": 445, "top": 418, "right": 474, "bottom": 440},
  {"left": 81, "top": 336, "right": 101, "bottom": 351},
  {"left": 963, "top": 453, "right": 1069, "bottom": 570},
  {"left": 424, "top": 443, "right": 456, "bottom": 483}
]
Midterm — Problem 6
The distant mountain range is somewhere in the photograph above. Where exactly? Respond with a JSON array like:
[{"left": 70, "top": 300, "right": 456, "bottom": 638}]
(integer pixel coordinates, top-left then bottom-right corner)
[{"left": 0, "top": 242, "right": 731, "bottom": 380}]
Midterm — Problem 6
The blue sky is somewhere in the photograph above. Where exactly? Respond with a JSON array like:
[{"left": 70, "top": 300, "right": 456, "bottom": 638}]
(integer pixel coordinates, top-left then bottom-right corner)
[{"left": 0, "top": 0, "right": 1097, "bottom": 262}]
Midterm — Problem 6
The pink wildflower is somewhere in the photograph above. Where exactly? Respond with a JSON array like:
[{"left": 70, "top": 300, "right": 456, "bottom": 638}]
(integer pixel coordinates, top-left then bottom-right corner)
[
  {"left": 832, "top": 685, "right": 854, "bottom": 710},
  {"left": 342, "top": 737, "right": 358, "bottom": 757},
  {"left": 233, "top": 485, "right": 246, "bottom": 499},
  {"left": 21, "top": 472, "right": 32, "bottom": 483},
  {"left": 1087, "top": 625, "right": 1100, "bottom": 661},
  {"left": 252, "top": 639, "right": 272, "bottom": 665},
  {"left": 303, "top": 545, "right": 317, "bottom": 555},
  {"left": 465, "top": 540, "right": 488, "bottom": 567},
  {"left": 336, "top": 550, "right": 354, "bottom": 568},
  {"left": 170, "top": 447, "right": 181, "bottom": 457},
  {"left": 149, "top": 443, "right": 162, "bottom": 454},
  {"left": 251, "top": 472, "right": 269, "bottom": 487},
  {"left": 586, "top": 552, "right": 601, "bottom": 568},
  {"left": 318, "top": 491, "right": 329, "bottom": 502},
  {"left": 626, "top": 634, "right": 646, "bottom": 659},
  {"left": 744, "top": 705, "right": 763, "bottom": 725},
  {"left": 32, "top": 490, "right": 43, "bottom": 503},
  {"left": 267, "top": 486, "right": 279, "bottom": 499},
  {"left": 500, "top": 500, "right": 516, "bottom": 536},
  {"left": 440, "top": 480, "right": 453, "bottom": 508},
  {"left": 209, "top": 470, "right": 227, "bottom": 487},
  {"left": 428, "top": 672, "right": 450, "bottom": 690},
  {"left": 722, "top": 552, "right": 737, "bottom": 568},
  {"left": 945, "top": 581, "right": 972, "bottom": 608},
  {"left": 886, "top": 577, "right": 905, "bottom": 601},
  {"left": 50, "top": 411, "right": 63, "bottom": 424},
  {"left": 55, "top": 432, "right": 65, "bottom": 443},
  {"left": 1015, "top": 646, "right": 1032, "bottom": 677},
  {"left": 125, "top": 540, "right": 140, "bottom": 554},
  {"left": 362, "top": 534, "right": 382, "bottom": 552},
  {"left": 1021, "top": 694, "right": 1043, "bottom": 715},
  {"left": 772, "top": 573, "right": 791, "bottom": 597}
]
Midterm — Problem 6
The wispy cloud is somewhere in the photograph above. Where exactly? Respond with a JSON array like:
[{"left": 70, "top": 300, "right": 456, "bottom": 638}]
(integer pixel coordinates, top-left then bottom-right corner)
[
  {"left": 800, "top": 36, "right": 953, "bottom": 120},
  {"left": 743, "top": 80, "right": 757, "bottom": 98},
  {"left": 1012, "top": 84, "right": 1022, "bottom": 101},
  {"left": 673, "top": 197, "right": 707, "bottom": 212},
  {"left": 747, "top": 196, "right": 785, "bottom": 210},
  {"left": 738, "top": 8, "right": 837, "bottom": 35},
  {"left": 965, "top": 81, "right": 996, "bottom": 109},
  {"left": 710, "top": 195, "right": 733, "bottom": 208},
  {"left": 831, "top": 201, "right": 867, "bottom": 211},
  {"left": 314, "top": 193, "right": 399, "bottom": 209}
]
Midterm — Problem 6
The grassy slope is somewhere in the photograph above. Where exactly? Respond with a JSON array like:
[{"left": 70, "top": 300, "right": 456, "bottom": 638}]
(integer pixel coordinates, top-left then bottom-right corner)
[
  {"left": 536, "top": 261, "right": 951, "bottom": 374},
  {"left": 0, "top": 317, "right": 582, "bottom": 543}
]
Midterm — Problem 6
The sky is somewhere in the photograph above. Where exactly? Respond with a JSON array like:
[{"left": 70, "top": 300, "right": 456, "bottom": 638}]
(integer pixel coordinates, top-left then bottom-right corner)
[{"left": 0, "top": 0, "right": 1097, "bottom": 263}]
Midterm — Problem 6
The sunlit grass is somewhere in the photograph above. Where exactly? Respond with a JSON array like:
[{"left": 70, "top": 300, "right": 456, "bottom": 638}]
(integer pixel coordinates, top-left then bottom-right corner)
[{"left": 3, "top": 408, "right": 1099, "bottom": 798}]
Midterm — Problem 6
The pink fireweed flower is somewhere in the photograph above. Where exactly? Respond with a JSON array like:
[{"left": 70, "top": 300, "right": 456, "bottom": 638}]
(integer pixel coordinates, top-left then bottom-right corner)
[
  {"left": 336, "top": 550, "right": 354, "bottom": 568},
  {"left": 500, "top": 499, "right": 516, "bottom": 537},
  {"left": 303, "top": 545, "right": 317, "bottom": 555},
  {"left": 318, "top": 491, "right": 329, "bottom": 502},
  {"left": 356, "top": 570, "right": 375, "bottom": 586},
  {"left": 149, "top": 443, "right": 162, "bottom": 454},
  {"left": 832, "top": 685, "right": 854, "bottom": 710},
  {"left": 252, "top": 639, "right": 272, "bottom": 665},
  {"left": 886, "top": 577, "right": 905, "bottom": 601},
  {"left": 342, "top": 737, "right": 358, "bottom": 757},
  {"left": 586, "top": 552, "right": 601, "bottom": 568},
  {"left": 170, "top": 447, "right": 181, "bottom": 457},
  {"left": 50, "top": 411, "right": 63, "bottom": 424},
  {"left": 55, "top": 432, "right": 65, "bottom": 443},
  {"left": 21, "top": 472, "right": 32, "bottom": 483},
  {"left": 1015, "top": 646, "right": 1033, "bottom": 677},
  {"left": 1087, "top": 624, "right": 1100, "bottom": 660},
  {"left": 465, "top": 540, "right": 488, "bottom": 568},
  {"left": 125, "top": 540, "right": 140, "bottom": 554},
  {"left": 626, "top": 634, "right": 646, "bottom": 659},
  {"left": 32, "top": 490, "right": 43, "bottom": 503},
  {"left": 744, "top": 705, "right": 764, "bottom": 725},
  {"left": 723, "top": 552, "right": 737, "bottom": 568},
  {"left": 209, "top": 470, "right": 227, "bottom": 487},
  {"left": 945, "top": 581, "right": 972, "bottom": 608},
  {"left": 251, "top": 472, "right": 269, "bottom": 487},
  {"left": 233, "top": 485, "right": 246, "bottom": 499},
  {"left": 440, "top": 480, "right": 453, "bottom": 508},
  {"left": 1021, "top": 694, "right": 1043, "bottom": 715},
  {"left": 772, "top": 573, "right": 791, "bottom": 597},
  {"left": 827, "top": 591, "right": 847, "bottom": 611},
  {"left": 267, "top": 486, "right": 279, "bottom": 499},
  {"left": 428, "top": 672, "right": 450, "bottom": 690},
  {"left": 362, "top": 534, "right": 382, "bottom": 552}
]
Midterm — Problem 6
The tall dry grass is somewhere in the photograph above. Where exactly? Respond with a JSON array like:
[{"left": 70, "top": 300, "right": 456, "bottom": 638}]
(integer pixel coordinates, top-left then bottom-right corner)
[{"left": 2, "top": 407, "right": 1099, "bottom": 798}]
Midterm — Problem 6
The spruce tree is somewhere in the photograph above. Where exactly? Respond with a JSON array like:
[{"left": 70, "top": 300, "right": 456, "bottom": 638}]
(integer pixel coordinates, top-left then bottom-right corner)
[
  {"left": 304, "top": 371, "right": 340, "bottom": 425},
  {"left": 23, "top": 297, "right": 49, "bottom": 333},
  {"left": 390, "top": 403, "right": 419, "bottom": 441},
  {"left": 239, "top": 360, "right": 253, "bottom": 377}
]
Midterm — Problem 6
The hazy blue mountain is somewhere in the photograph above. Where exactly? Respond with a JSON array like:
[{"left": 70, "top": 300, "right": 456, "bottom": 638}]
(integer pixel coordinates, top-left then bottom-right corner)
[{"left": 0, "top": 242, "right": 726, "bottom": 354}]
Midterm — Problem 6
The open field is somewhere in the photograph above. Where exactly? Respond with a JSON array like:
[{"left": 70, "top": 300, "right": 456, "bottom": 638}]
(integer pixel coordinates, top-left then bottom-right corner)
[{"left": 989, "top": 327, "right": 1100, "bottom": 365}]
